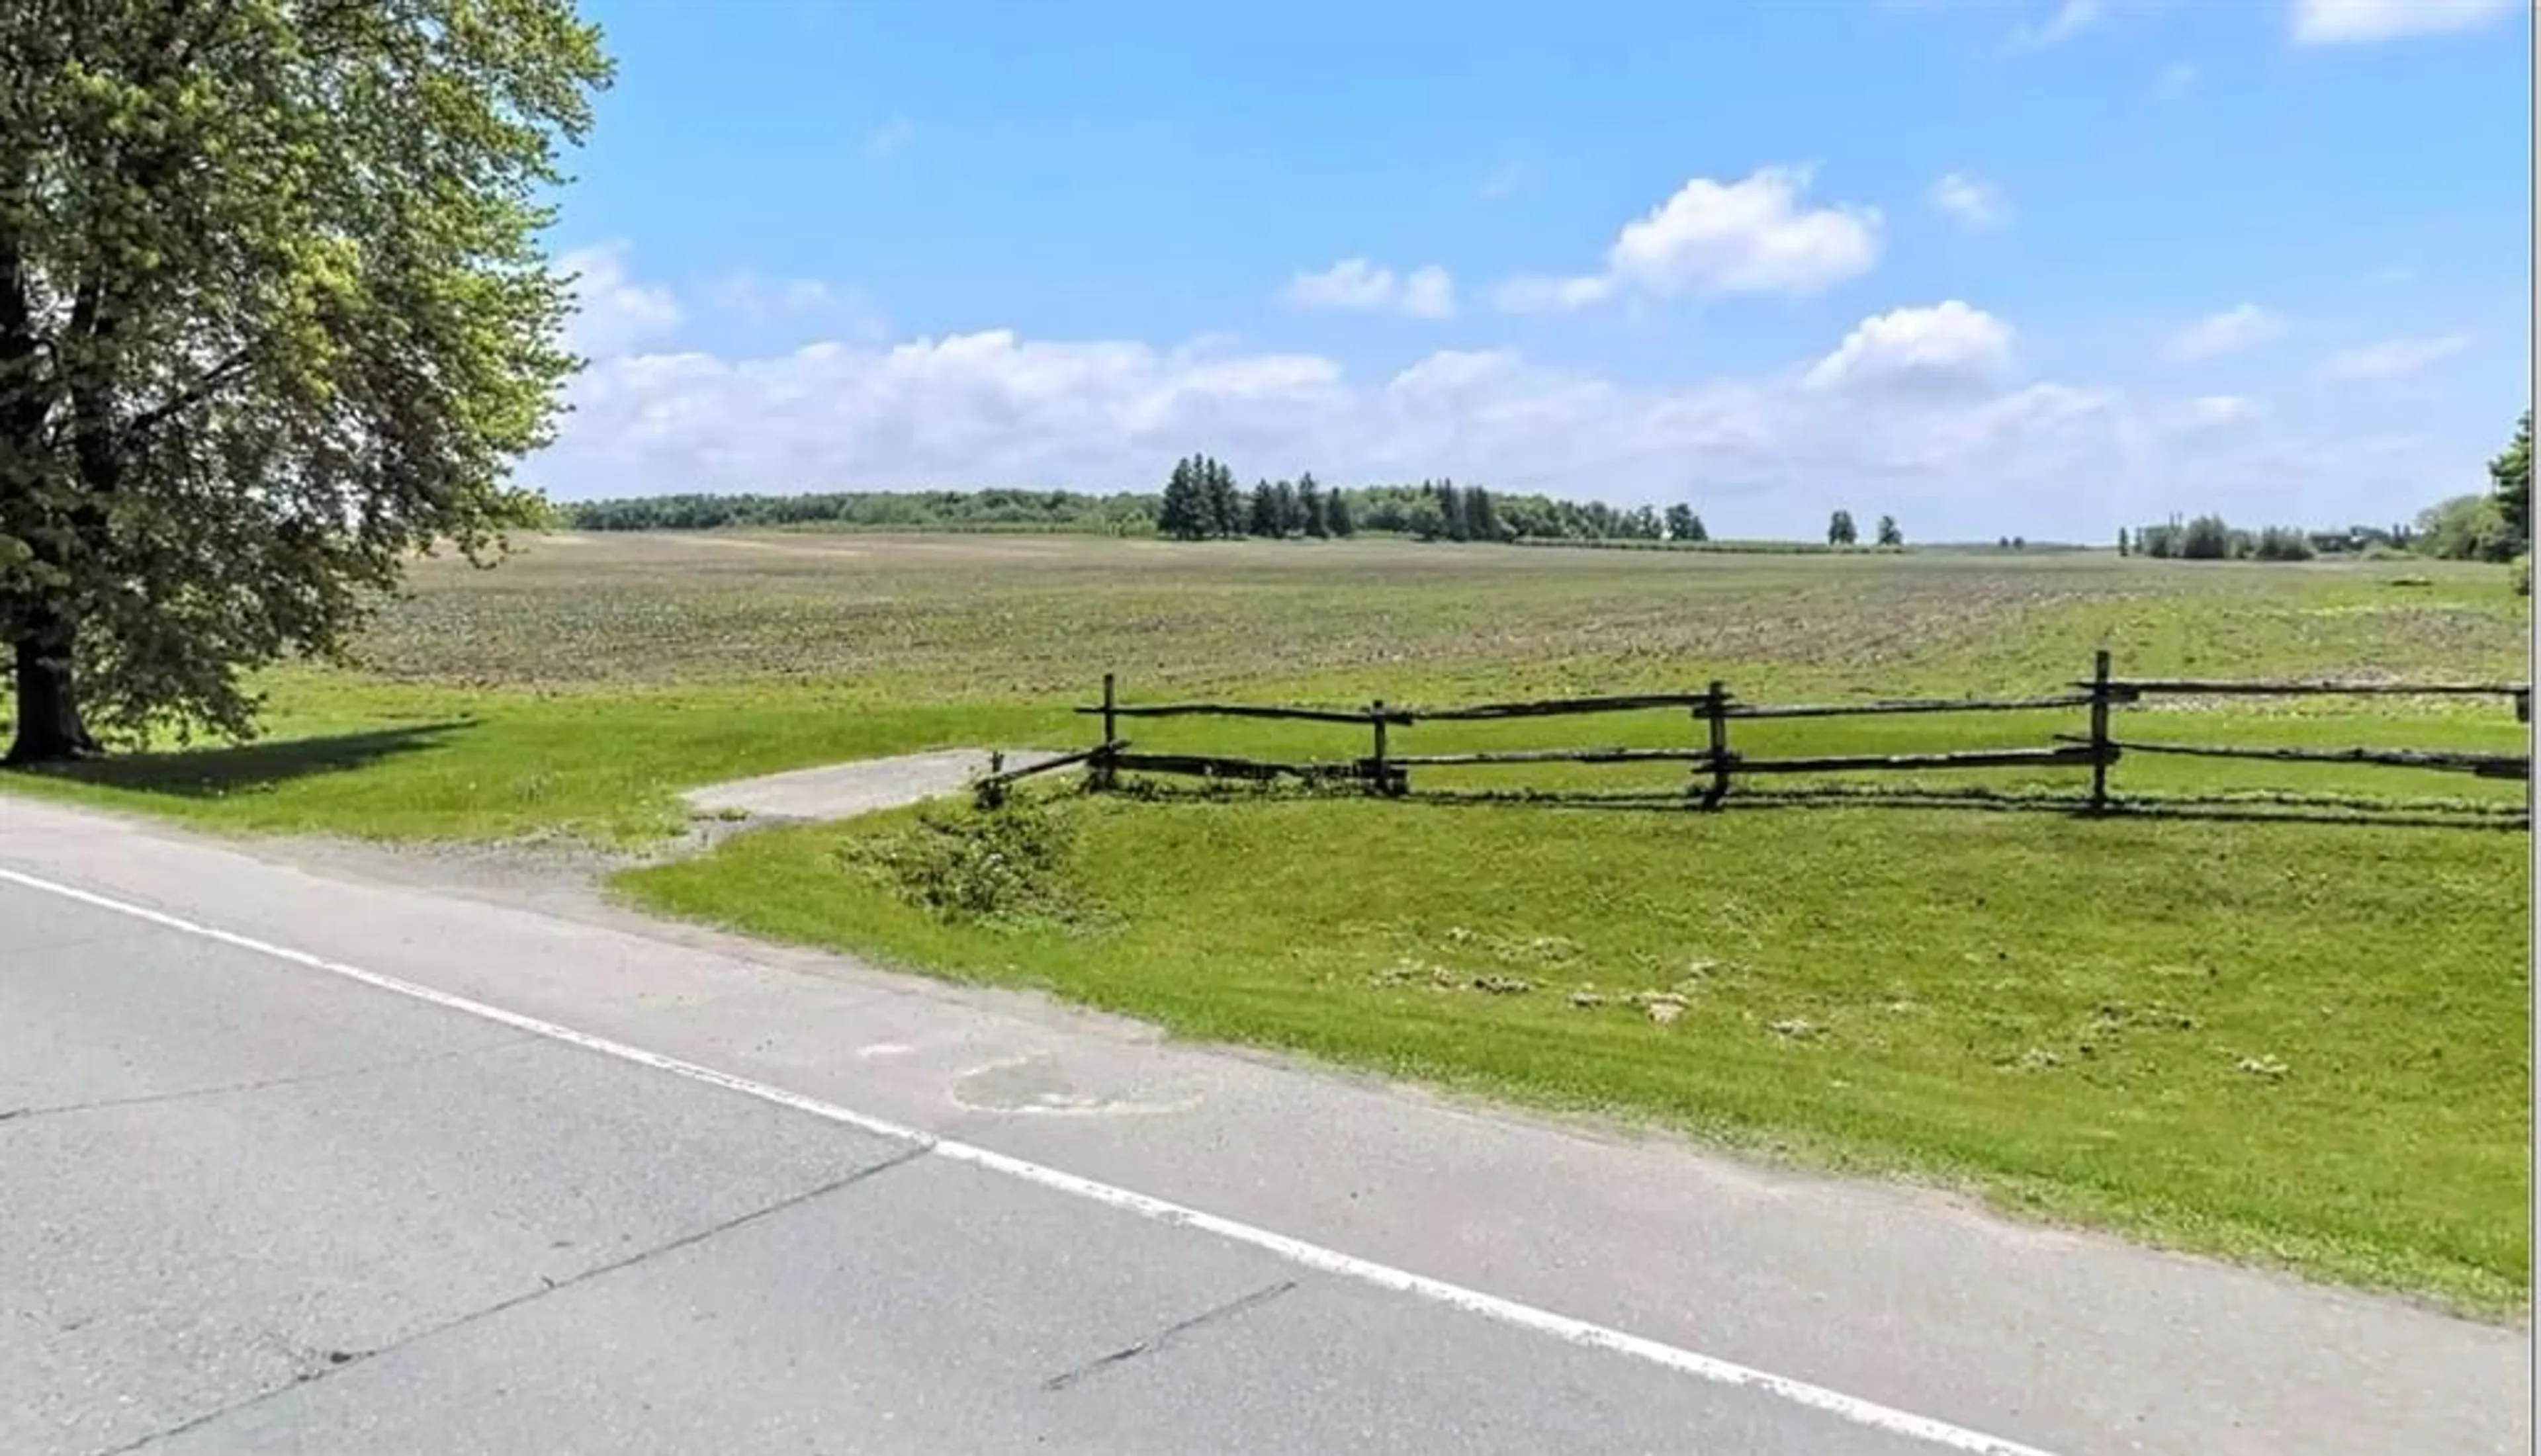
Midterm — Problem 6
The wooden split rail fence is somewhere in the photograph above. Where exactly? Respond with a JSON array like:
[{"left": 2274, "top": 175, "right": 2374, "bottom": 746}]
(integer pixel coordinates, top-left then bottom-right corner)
[{"left": 975, "top": 652, "right": 2532, "bottom": 816}]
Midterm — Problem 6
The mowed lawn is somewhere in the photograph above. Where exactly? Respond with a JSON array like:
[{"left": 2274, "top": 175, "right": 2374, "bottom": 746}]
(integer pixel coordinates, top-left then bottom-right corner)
[{"left": 6, "top": 531, "right": 2530, "bottom": 1312}]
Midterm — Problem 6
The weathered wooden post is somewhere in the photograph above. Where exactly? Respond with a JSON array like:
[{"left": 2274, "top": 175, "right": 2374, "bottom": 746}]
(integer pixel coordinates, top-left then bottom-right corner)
[
  {"left": 1701, "top": 679, "right": 1732, "bottom": 808},
  {"left": 1368, "top": 699, "right": 1394, "bottom": 796},
  {"left": 2088, "top": 649, "right": 2114, "bottom": 814},
  {"left": 1094, "top": 672, "right": 1118, "bottom": 791}
]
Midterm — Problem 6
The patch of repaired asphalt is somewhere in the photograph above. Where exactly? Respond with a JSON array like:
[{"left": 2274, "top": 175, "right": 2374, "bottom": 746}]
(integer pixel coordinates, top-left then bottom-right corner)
[{"left": 681, "top": 748, "right": 1066, "bottom": 826}]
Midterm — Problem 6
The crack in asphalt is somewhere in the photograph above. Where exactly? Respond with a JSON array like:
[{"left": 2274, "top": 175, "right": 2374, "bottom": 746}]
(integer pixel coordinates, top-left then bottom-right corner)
[
  {"left": 0, "top": 1035, "right": 545, "bottom": 1127},
  {"left": 1040, "top": 1279, "right": 1302, "bottom": 1392},
  {"left": 96, "top": 1142, "right": 931, "bottom": 1455}
]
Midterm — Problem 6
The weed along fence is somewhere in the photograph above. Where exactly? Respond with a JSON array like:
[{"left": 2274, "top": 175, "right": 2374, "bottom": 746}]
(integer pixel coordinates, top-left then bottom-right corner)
[{"left": 973, "top": 652, "right": 2532, "bottom": 823}]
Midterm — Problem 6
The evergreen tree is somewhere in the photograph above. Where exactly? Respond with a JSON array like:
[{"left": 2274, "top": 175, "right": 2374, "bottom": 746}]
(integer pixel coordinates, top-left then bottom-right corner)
[
  {"left": 1875, "top": 515, "right": 1903, "bottom": 548},
  {"left": 1435, "top": 480, "right": 1467, "bottom": 541},
  {"left": 1159, "top": 458, "right": 1206, "bottom": 540},
  {"left": 2492, "top": 409, "right": 2530, "bottom": 552},
  {"left": 1298, "top": 474, "right": 1327, "bottom": 538},
  {"left": 1272, "top": 479, "right": 1302, "bottom": 536},
  {"left": 1465, "top": 486, "right": 1501, "bottom": 542},
  {"left": 1326, "top": 490, "right": 1356, "bottom": 538},
  {"left": 1828, "top": 510, "right": 1859, "bottom": 547},
  {"left": 1248, "top": 480, "right": 1280, "bottom": 538},
  {"left": 2118, "top": 527, "right": 2131, "bottom": 557},
  {"left": 1205, "top": 457, "right": 1243, "bottom": 538},
  {"left": 1685, "top": 513, "right": 1709, "bottom": 543}
]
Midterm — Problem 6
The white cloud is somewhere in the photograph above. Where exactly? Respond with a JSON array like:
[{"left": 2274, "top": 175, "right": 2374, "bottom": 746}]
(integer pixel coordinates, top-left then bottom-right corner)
[
  {"left": 2153, "top": 62, "right": 2199, "bottom": 99},
  {"left": 1928, "top": 173, "right": 2010, "bottom": 231},
  {"left": 1805, "top": 301, "right": 2016, "bottom": 392},
  {"left": 533, "top": 248, "right": 2481, "bottom": 539},
  {"left": 2319, "top": 333, "right": 2472, "bottom": 380},
  {"left": 1282, "top": 259, "right": 1458, "bottom": 320},
  {"left": 1496, "top": 167, "right": 1881, "bottom": 313},
  {"left": 2291, "top": 0, "right": 2515, "bottom": 44},
  {"left": 2186, "top": 394, "right": 2264, "bottom": 427},
  {"left": 1396, "top": 266, "right": 1456, "bottom": 320},
  {"left": 863, "top": 118, "right": 915, "bottom": 160},
  {"left": 2011, "top": 0, "right": 2105, "bottom": 48},
  {"left": 2164, "top": 304, "right": 2286, "bottom": 361},
  {"left": 559, "top": 243, "right": 680, "bottom": 359}
]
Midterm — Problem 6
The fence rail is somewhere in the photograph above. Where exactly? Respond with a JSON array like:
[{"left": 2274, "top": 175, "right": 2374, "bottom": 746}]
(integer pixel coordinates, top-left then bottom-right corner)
[{"left": 975, "top": 658, "right": 2534, "bottom": 819}]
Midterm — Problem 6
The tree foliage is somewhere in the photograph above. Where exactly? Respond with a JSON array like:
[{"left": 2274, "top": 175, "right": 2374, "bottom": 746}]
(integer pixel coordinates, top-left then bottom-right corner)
[
  {"left": 2415, "top": 493, "right": 2519, "bottom": 563},
  {"left": 2491, "top": 409, "right": 2529, "bottom": 554},
  {"left": 1297, "top": 473, "right": 1325, "bottom": 538},
  {"left": 2132, "top": 515, "right": 2326, "bottom": 562},
  {"left": 1246, "top": 478, "right": 1278, "bottom": 538},
  {"left": 1875, "top": 514, "right": 1902, "bottom": 548},
  {"left": 572, "top": 488, "right": 1157, "bottom": 535},
  {"left": 1204, "top": 456, "right": 1242, "bottom": 538},
  {"left": 1827, "top": 509, "right": 1857, "bottom": 547},
  {"left": 0, "top": 0, "right": 612, "bottom": 759}
]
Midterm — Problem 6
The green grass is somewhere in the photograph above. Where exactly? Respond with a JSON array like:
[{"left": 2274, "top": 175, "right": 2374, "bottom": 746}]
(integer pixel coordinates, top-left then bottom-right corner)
[
  {"left": 625, "top": 791, "right": 2528, "bottom": 1310},
  {"left": 5, "top": 531, "right": 2528, "bottom": 1312}
]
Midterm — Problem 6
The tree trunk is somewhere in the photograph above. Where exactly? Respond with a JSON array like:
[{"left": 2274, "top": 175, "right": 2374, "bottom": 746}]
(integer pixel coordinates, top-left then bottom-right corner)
[{"left": 7, "top": 613, "right": 99, "bottom": 764}]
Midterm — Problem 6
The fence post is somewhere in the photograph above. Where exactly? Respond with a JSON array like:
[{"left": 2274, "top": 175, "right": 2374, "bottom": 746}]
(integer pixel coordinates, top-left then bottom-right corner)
[
  {"left": 1094, "top": 672, "right": 1118, "bottom": 791},
  {"left": 1368, "top": 700, "right": 1391, "bottom": 796},
  {"left": 2088, "top": 649, "right": 2113, "bottom": 814},
  {"left": 1701, "top": 680, "right": 1732, "bottom": 808}
]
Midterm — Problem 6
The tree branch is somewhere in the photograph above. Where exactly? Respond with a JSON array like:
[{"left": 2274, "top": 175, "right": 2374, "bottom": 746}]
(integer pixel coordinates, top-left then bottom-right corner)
[{"left": 123, "top": 346, "right": 257, "bottom": 439}]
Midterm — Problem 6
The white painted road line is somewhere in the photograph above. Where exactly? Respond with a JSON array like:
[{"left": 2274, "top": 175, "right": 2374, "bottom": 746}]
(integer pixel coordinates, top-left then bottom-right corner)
[{"left": 1, "top": 865, "right": 2063, "bottom": 1456}]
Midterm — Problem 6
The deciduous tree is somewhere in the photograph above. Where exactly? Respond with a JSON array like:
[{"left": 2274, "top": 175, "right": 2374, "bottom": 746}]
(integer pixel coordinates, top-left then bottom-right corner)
[{"left": 0, "top": 0, "right": 613, "bottom": 761}]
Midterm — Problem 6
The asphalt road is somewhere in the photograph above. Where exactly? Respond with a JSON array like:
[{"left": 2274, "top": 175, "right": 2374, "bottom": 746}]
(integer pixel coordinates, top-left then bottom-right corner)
[{"left": 1, "top": 798, "right": 2528, "bottom": 1455}]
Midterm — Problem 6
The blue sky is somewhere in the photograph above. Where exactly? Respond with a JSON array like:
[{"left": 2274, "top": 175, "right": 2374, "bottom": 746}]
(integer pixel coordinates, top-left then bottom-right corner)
[{"left": 539, "top": 0, "right": 2531, "bottom": 541}]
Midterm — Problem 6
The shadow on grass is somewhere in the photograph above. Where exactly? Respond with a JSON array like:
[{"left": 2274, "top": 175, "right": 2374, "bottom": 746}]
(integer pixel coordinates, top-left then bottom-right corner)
[
  {"left": 4, "top": 720, "right": 477, "bottom": 800},
  {"left": 1091, "top": 779, "right": 2531, "bottom": 833}
]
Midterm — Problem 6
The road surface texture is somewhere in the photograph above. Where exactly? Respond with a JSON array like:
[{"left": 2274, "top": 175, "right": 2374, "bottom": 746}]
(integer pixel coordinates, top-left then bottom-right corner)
[{"left": 1, "top": 796, "right": 2526, "bottom": 1455}]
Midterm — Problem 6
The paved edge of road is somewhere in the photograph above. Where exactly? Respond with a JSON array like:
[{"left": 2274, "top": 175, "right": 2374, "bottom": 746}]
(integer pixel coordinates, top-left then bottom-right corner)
[{"left": 0, "top": 863, "right": 2063, "bottom": 1456}]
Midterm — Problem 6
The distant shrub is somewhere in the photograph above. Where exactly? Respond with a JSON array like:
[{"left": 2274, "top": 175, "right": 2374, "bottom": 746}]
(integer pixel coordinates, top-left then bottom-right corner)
[
  {"left": 2517, "top": 554, "right": 2532, "bottom": 597},
  {"left": 2180, "top": 515, "right": 2235, "bottom": 560},
  {"left": 2251, "top": 527, "right": 2316, "bottom": 562}
]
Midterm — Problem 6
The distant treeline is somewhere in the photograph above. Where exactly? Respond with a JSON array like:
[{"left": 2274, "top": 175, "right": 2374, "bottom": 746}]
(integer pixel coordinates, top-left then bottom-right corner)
[
  {"left": 2119, "top": 411, "right": 2533, "bottom": 574},
  {"left": 562, "top": 474, "right": 1724, "bottom": 546},
  {"left": 564, "top": 488, "right": 1157, "bottom": 535},
  {"left": 1154, "top": 456, "right": 1720, "bottom": 544}
]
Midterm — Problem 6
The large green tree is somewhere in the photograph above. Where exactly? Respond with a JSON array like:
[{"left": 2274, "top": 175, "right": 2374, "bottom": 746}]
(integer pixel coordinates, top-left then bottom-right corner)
[{"left": 0, "top": 0, "right": 611, "bottom": 761}]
